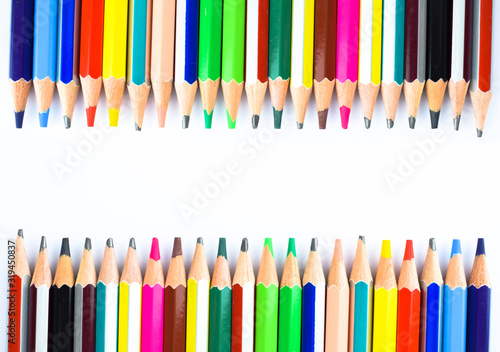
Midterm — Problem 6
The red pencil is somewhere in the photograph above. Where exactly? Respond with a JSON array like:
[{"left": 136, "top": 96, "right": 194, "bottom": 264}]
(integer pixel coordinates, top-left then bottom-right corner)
[
  {"left": 80, "top": 0, "right": 105, "bottom": 126},
  {"left": 396, "top": 240, "right": 420, "bottom": 352}
]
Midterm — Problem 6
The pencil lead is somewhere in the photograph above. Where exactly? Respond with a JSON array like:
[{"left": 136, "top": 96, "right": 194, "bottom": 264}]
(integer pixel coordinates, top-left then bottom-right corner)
[
  {"left": 264, "top": 238, "right": 274, "bottom": 257},
  {"left": 135, "top": 123, "right": 141, "bottom": 131},
  {"left": 172, "top": 237, "right": 182, "bottom": 257},
  {"left": 252, "top": 115, "right": 260, "bottom": 129},
  {"left": 106, "top": 238, "right": 114, "bottom": 248},
  {"left": 475, "top": 238, "right": 485, "bottom": 256},
  {"left": 310, "top": 238, "right": 318, "bottom": 251},
  {"left": 227, "top": 112, "right": 236, "bottom": 129},
  {"left": 430, "top": 110, "right": 440, "bottom": 129},
  {"left": 241, "top": 238, "right": 248, "bottom": 252},
  {"left": 296, "top": 121, "right": 304, "bottom": 129},
  {"left": 150, "top": 237, "right": 161, "bottom": 260},
  {"left": 429, "top": 238, "right": 437, "bottom": 251},
  {"left": 450, "top": 239, "right": 461, "bottom": 257},
  {"left": 64, "top": 116, "right": 71, "bottom": 129},
  {"left": 273, "top": 108, "right": 282, "bottom": 129},
  {"left": 129, "top": 238, "right": 136, "bottom": 249},
  {"left": 453, "top": 116, "right": 460, "bottom": 131},
  {"left": 40, "top": 236, "right": 47, "bottom": 251},
  {"left": 318, "top": 110, "right": 328, "bottom": 129},
  {"left": 476, "top": 128, "right": 483, "bottom": 138},
  {"left": 39, "top": 110, "right": 49, "bottom": 128},
  {"left": 403, "top": 240, "right": 414, "bottom": 260},
  {"left": 86, "top": 106, "right": 97, "bottom": 127},
  {"left": 108, "top": 109, "right": 119, "bottom": 127},
  {"left": 60, "top": 238, "right": 71, "bottom": 257},
  {"left": 197, "top": 237, "right": 204, "bottom": 245},
  {"left": 218, "top": 238, "right": 227, "bottom": 259},
  {"left": 359, "top": 235, "right": 366, "bottom": 244},
  {"left": 381, "top": 240, "right": 392, "bottom": 258},
  {"left": 386, "top": 119, "right": 394, "bottom": 129},
  {"left": 340, "top": 106, "right": 350, "bottom": 129},
  {"left": 84, "top": 238, "right": 92, "bottom": 250},
  {"left": 408, "top": 116, "right": 416, "bottom": 129},
  {"left": 15, "top": 111, "right": 24, "bottom": 129},
  {"left": 287, "top": 238, "right": 296, "bottom": 256},
  {"left": 17, "top": 229, "right": 23, "bottom": 238},
  {"left": 204, "top": 111, "right": 213, "bottom": 129},
  {"left": 364, "top": 117, "right": 371, "bottom": 129},
  {"left": 182, "top": 115, "right": 190, "bottom": 129}
]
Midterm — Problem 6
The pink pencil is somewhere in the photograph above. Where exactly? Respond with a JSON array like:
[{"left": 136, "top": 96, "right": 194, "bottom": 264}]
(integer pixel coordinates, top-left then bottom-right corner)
[
  {"left": 336, "top": 0, "right": 359, "bottom": 129},
  {"left": 141, "top": 238, "right": 165, "bottom": 351}
]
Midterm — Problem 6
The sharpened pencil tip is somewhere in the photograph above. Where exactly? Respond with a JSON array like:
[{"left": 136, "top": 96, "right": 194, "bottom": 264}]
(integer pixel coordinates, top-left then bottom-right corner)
[
  {"left": 172, "top": 237, "right": 183, "bottom": 257},
  {"left": 252, "top": 115, "right": 260, "bottom": 129},
  {"left": 106, "top": 238, "right": 114, "bottom": 248},
  {"left": 430, "top": 110, "right": 440, "bottom": 129},
  {"left": 453, "top": 116, "right": 461, "bottom": 131},
  {"left": 40, "top": 236, "right": 47, "bottom": 251},
  {"left": 477, "top": 129, "right": 483, "bottom": 138},
  {"left": 64, "top": 116, "right": 71, "bottom": 129},
  {"left": 17, "top": 229, "right": 23, "bottom": 238},
  {"left": 359, "top": 235, "right": 366, "bottom": 244},
  {"left": 334, "top": 239, "right": 343, "bottom": 260},
  {"left": 60, "top": 238, "right": 71, "bottom": 257},
  {"left": 364, "top": 117, "right": 371, "bottom": 129},
  {"left": 429, "top": 238, "right": 437, "bottom": 251},
  {"left": 476, "top": 238, "right": 485, "bottom": 256},
  {"left": 227, "top": 112, "right": 237, "bottom": 129},
  {"left": 135, "top": 123, "right": 141, "bottom": 131},
  {"left": 451, "top": 239, "right": 462, "bottom": 257},
  {"left": 296, "top": 121, "right": 304, "bottom": 129},
  {"left": 340, "top": 106, "right": 350, "bottom": 129},
  {"left": 204, "top": 111, "right": 213, "bottom": 129},
  {"left": 39, "top": 110, "right": 49, "bottom": 127},
  {"left": 108, "top": 109, "right": 119, "bottom": 127},
  {"left": 318, "top": 110, "right": 328, "bottom": 129},
  {"left": 15, "top": 111, "right": 24, "bottom": 129},
  {"left": 264, "top": 238, "right": 274, "bottom": 257},
  {"left": 84, "top": 238, "right": 92, "bottom": 250},
  {"left": 129, "top": 238, "right": 136, "bottom": 249},
  {"left": 241, "top": 238, "right": 248, "bottom": 252},
  {"left": 218, "top": 238, "right": 227, "bottom": 258},
  {"left": 381, "top": 240, "right": 392, "bottom": 259},
  {"left": 273, "top": 108, "right": 282, "bottom": 129},
  {"left": 182, "top": 115, "right": 190, "bottom": 129},
  {"left": 287, "top": 238, "right": 296, "bottom": 256},
  {"left": 386, "top": 119, "right": 394, "bottom": 129},
  {"left": 409, "top": 116, "right": 416, "bottom": 129},
  {"left": 86, "top": 106, "right": 96, "bottom": 127},
  {"left": 150, "top": 238, "right": 161, "bottom": 260},
  {"left": 310, "top": 238, "right": 318, "bottom": 251},
  {"left": 404, "top": 240, "right": 414, "bottom": 260},
  {"left": 197, "top": 237, "right": 204, "bottom": 245}
]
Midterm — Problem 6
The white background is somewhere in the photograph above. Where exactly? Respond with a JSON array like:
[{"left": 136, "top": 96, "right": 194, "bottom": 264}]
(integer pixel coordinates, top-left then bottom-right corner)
[{"left": 1, "top": 2, "right": 499, "bottom": 350}]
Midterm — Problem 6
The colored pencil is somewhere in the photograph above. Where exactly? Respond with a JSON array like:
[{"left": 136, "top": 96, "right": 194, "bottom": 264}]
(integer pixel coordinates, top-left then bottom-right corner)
[
  {"left": 198, "top": 0, "right": 222, "bottom": 128},
  {"left": 127, "top": 0, "right": 152, "bottom": 130},
  {"left": 426, "top": 0, "right": 451, "bottom": 128},
  {"left": 9, "top": 0, "right": 33, "bottom": 128},
  {"left": 373, "top": 240, "right": 397, "bottom": 352},
  {"left": 336, "top": 0, "right": 359, "bottom": 129},
  {"left": 245, "top": 0, "right": 268, "bottom": 128},
  {"left": 278, "top": 238, "right": 302, "bottom": 352},
  {"left": 102, "top": 0, "right": 128, "bottom": 126},
  {"left": 141, "top": 238, "right": 164, "bottom": 351},
  {"left": 79, "top": 0, "right": 104, "bottom": 126},
  {"left": 404, "top": 0, "right": 427, "bottom": 128},
  {"left": 419, "top": 238, "right": 444, "bottom": 352},
  {"left": 358, "top": 0, "right": 382, "bottom": 128},
  {"left": 326, "top": 239, "right": 349, "bottom": 352},
  {"left": 348, "top": 236, "right": 373, "bottom": 352},
  {"left": 449, "top": 0, "right": 473, "bottom": 130},
  {"left": 381, "top": 0, "right": 405, "bottom": 127},
  {"left": 174, "top": 0, "right": 199, "bottom": 128},
  {"left": 118, "top": 238, "right": 142, "bottom": 352},
  {"left": 313, "top": 0, "right": 336, "bottom": 129},
  {"left": 396, "top": 240, "right": 420, "bottom": 352},
  {"left": 56, "top": 0, "right": 81, "bottom": 128},
  {"left": 186, "top": 237, "right": 210, "bottom": 352},
  {"left": 290, "top": 0, "right": 315, "bottom": 129},
  {"left": 232, "top": 238, "right": 255, "bottom": 352},
  {"left": 33, "top": 0, "right": 57, "bottom": 127},
  {"left": 254, "top": 238, "right": 279, "bottom": 352},
  {"left": 10, "top": 230, "right": 30, "bottom": 352},
  {"left": 268, "top": 0, "right": 292, "bottom": 128},
  {"left": 164, "top": 238, "right": 187, "bottom": 352},
  {"left": 28, "top": 237, "right": 51, "bottom": 352},
  {"left": 96, "top": 238, "right": 119, "bottom": 352},
  {"left": 443, "top": 239, "right": 467, "bottom": 351},
  {"left": 470, "top": 0, "right": 493, "bottom": 137},
  {"left": 221, "top": 0, "right": 245, "bottom": 128},
  {"left": 48, "top": 238, "right": 75, "bottom": 351},
  {"left": 209, "top": 238, "right": 232, "bottom": 352},
  {"left": 74, "top": 238, "right": 96, "bottom": 352},
  {"left": 302, "top": 238, "right": 325, "bottom": 352},
  {"left": 466, "top": 238, "right": 491, "bottom": 351}
]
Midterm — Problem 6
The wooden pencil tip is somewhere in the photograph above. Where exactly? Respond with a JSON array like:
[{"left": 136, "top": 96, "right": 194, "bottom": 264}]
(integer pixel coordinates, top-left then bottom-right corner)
[
  {"left": 106, "top": 238, "right": 114, "bottom": 248},
  {"left": 310, "top": 238, "right": 318, "bottom": 251},
  {"left": 386, "top": 119, "right": 394, "bottom": 129},
  {"left": 287, "top": 238, "right": 296, "bottom": 256},
  {"left": 264, "top": 238, "right": 274, "bottom": 257},
  {"left": 318, "top": 110, "right": 328, "bottom": 129},
  {"left": 451, "top": 239, "right": 462, "bottom": 257},
  {"left": 182, "top": 115, "right": 190, "bottom": 129},
  {"left": 381, "top": 240, "right": 392, "bottom": 259},
  {"left": 129, "top": 238, "right": 136, "bottom": 249},
  {"left": 60, "top": 238, "right": 71, "bottom": 257},
  {"left": 409, "top": 116, "right": 416, "bottom": 129},
  {"left": 333, "top": 239, "right": 343, "bottom": 260},
  {"left": 64, "top": 116, "right": 71, "bottom": 129},
  {"left": 252, "top": 115, "right": 260, "bottom": 129},
  {"left": 403, "top": 240, "right": 414, "bottom": 260},
  {"left": 359, "top": 235, "right": 366, "bottom": 244},
  {"left": 17, "top": 229, "right": 23, "bottom": 238},
  {"left": 172, "top": 237, "right": 183, "bottom": 257},
  {"left": 84, "top": 238, "right": 92, "bottom": 250},
  {"left": 296, "top": 121, "right": 304, "bottom": 129},
  {"left": 218, "top": 238, "right": 227, "bottom": 258},
  {"left": 477, "top": 128, "right": 483, "bottom": 138},
  {"left": 150, "top": 238, "right": 161, "bottom": 260},
  {"left": 453, "top": 116, "right": 461, "bottom": 131},
  {"left": 197, "top": 237, "right": 204, "bottom": 245},
  {"left": 430, "top": 110, "right": 440, "bottom": 129},
  {"left": 429, "top": 238, "right": 437, "bottom": 251},
  {"left": 476, "top": 238, "right": 485, "bottom": 256},
  {"left": 241, "top": 238, "right": 249, "bottom": 252},
  {"left": 40, "top": 236, "right": 47, "bottom": 251},
  {"left": 364, "top": 117, "right": 371, "bottom": 129}
]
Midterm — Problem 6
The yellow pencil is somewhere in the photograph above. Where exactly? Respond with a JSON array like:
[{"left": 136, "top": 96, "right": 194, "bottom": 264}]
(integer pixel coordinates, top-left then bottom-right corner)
[{"left": 373, "top": 240, "right": 398, "bottom": 352}]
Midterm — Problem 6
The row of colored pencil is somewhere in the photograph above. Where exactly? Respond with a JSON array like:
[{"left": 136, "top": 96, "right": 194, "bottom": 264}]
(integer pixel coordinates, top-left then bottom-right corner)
[
  {"left": 10, "top": 231, "right": 490, "bottom": 351},
  {"left": 9, "top": 0, "right": 493, "bottom": 135}
]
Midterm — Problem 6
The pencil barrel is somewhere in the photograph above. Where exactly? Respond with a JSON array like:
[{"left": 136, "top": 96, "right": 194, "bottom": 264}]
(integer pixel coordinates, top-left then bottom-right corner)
[
  {"left": 278, "top": 286, "right": 302, "bottom": 352},
  {"left": 255, "top": 283, "right": 279, "bottom": 352},
  {"left": 164, "top": 285, "right": 187, "bottom": 352}
]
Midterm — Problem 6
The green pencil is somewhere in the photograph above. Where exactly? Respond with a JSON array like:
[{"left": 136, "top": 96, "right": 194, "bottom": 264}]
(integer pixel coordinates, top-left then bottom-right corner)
[
  {"left": 209, "top": 238, "right": 232, "bottom": 352},
  {"left": 268, "top": 0, "right": 292, "bottom": 128},
  {"left": 221, "top": 0, "right": 245, "bottom": 128},
  {"left": 199, "top": 0, "right": 222, "bottom": 128},
  {"left": 278, "top": 238, "right": 302, "bottom": 352},
  {"left": 255, "top": 238, "right": 279, "bottom": 352}
]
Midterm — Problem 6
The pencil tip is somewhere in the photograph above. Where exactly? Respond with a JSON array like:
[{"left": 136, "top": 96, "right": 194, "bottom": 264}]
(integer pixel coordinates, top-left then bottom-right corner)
[
  {"left": 364, "top": 117, "right": 371, "bottom": 129},
  {"left": 227, "top": 112, "right": 237, "bottom": 129},
  {"left": 264, "top": 238, "right": 274, "bottom": 257},
  {"left": 477, "top": 128, "right": 483, "bottom": 138},
  {"left": 386, "top": 119, "right": 394, "bottom": 129},
  {"left": 381, "top": 240, "right": 392, "bottom": 258},
  {"left": 310, "top": 238, "right": 318, "bottom": 251},
  {"left": 17, "top": 229, "right": 23, "bottom": 238},
  {"left": 273, "top": 108, "right": 282, "bottom": 129},
  {"left": 40, "top": 236, "right": 47, "bottom": 251},
  {"left": 197, "top": 237, "right": 204, "bottom": 245},
  {"left": 182, "top": 115, "right": 190, "bottom": 129},
  {"left": 318, "top": 110, "right": 328, "bottom": 129},
  {"left": 359, "top": 235, "right": 366, "bottom": 244},
  {"left": 241, "top": 238, "right": 248, "bottom": 252},
  {"left": 218, "top": 238, "right": 227, "bottom": 258},
  {"left": 340, "top": 106, "right": 350, "bottom": 129},
  {"left": 409, "top": 116, "right": 416, "bottom": 129},
  {"left": 430, "top": 110, "right": 440, "bottom": 129},
  {"left": 429, "top": 238, "right": 437, "bottom": 251},
  {"left": 150, "top": 237, "right": 161, "bottom": 260},
  {"left": 108, "top": 109, "right": 119, "bottom": 127},
  {"left": 475, "top": 238, "right": 485, "bottom": 256},
  {"left": 404, "top": 240, "right": 414, "bottom": 260},
  {"left": 135, "top": 123, "right": 141, "bottom": 131},
  {"left": 287, "top": 238, "right": 296, "bottom": 256},
  {"left": 86, "top": 106, "right": 96, "bottom": 127},
  {"left": 451, "top": 239, "right": 462, "bottom": 257},
  {"left": 64, "top": 116, "right": 71, "bottom": 129},
  {"left": 15, "top": 111, "right": 24, "bottom": 128},
  {"left": 106, "top": 238, "right": 114, "bottom": 248},
  {"left": 172, "top": 237, "right": 183, "bottom": 257},
  {"left": 60, "top": 238, "right": 71, "bottom": 257},
  {"left": 296, "top": 121, "right": 304, "bottom": 129},
  {"left": 252, "top": 114, "right": 260, "bottom": 129},
  {"left": 334, "top": 239, "right": 343, "bottom": 259},
  {"left": 129, "top": 238, "right": 136, "bottom": 249},
  {"left": 204, "top": 111, "right": 213, "bottom": 129},
  {"left": 453, "top": 116, "right": 461, "bottom": 130},
  {"left": 39, "top": 110, "right": 49, "bottom": 127},
  {"left": 84, "top": 238, "right": 92, "bottom": 250}
]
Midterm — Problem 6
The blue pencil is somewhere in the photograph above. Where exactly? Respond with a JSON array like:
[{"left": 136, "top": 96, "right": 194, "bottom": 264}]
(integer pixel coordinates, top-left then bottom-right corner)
[
  {"left": 10, "top": 0, "right": 34, "bottom": 128},
  {"left": 33, "top": 0, "right": 58, "bottom": 127},
  {"left": 443, "top": 239, "right": 467, "bottom": 352},
  {"left": 57, "top": 0, "right": 81, "bottom": 128},
  {"left": 466, "top": 238, "right": 491, "bottom": 352}
]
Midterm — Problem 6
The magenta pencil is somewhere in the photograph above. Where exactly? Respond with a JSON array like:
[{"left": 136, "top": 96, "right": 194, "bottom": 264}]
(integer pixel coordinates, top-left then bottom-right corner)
[
  {"left": 141, "top": 238, "right": 165, "bottom": 351},
  {"left": 336, "top": 0, "right": 359, "bottom": 129}
]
